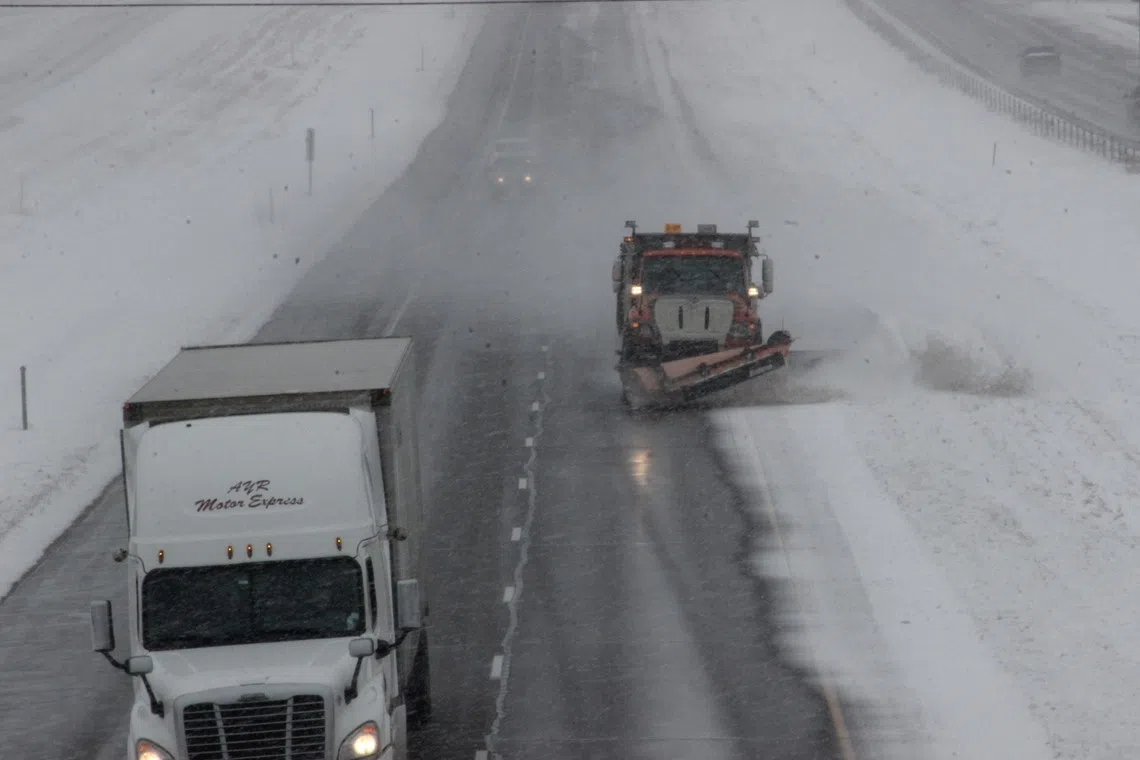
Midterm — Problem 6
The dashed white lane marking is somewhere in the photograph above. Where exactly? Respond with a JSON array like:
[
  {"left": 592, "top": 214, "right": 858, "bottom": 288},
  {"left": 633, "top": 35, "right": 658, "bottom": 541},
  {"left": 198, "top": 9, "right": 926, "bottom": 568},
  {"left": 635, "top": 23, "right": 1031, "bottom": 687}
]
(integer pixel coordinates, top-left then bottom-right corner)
[
  {"left": 502, "top": 586, "right": 515, "bottom": 603},
  {"left": 484, "top": 346, "right": 551, "bottom": 758},
  {"left": 518, "top": 477, "right": 527, "bottom": 490},
  {"left": 537, "top": 371, "right": 545, "bottom": 380},
  {"left": 525, "top": 437, "right": 534, "bottom": 447},
  {"left": 475, "top": 752, "right": 488, "bottom": 760},
  {"left": 541, "top": 345, "right": 549, "bottom": 352}
]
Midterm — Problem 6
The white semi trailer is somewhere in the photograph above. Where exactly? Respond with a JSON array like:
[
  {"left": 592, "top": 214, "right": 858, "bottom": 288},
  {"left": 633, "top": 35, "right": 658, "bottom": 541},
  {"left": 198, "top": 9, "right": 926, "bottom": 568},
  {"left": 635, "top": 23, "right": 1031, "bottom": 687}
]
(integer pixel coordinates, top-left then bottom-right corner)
[{"left": 90, "top": 337, "right": 432, "bottom": 760}]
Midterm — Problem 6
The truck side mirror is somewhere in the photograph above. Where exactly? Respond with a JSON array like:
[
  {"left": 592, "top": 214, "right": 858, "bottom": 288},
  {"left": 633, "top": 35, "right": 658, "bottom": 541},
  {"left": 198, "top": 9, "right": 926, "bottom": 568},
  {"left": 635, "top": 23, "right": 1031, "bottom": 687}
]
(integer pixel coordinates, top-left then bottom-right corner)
[
  {"left": 611, "top": 259, "right": 622, "bottom": 293},
  {"left": 90, "top": 600, "right": 115, "bottom": 653},
  {"left": 396, "top": 579, "right": 422, "bottom": 630},
  {"left": 761, "top": 258, "right": 774, "bottom": 294},
  {"left": 348, "top": 637, "right": 376, "bottom": 658},
  {"left": 127, "top": 656, "right": 154, "bottom": 675}
]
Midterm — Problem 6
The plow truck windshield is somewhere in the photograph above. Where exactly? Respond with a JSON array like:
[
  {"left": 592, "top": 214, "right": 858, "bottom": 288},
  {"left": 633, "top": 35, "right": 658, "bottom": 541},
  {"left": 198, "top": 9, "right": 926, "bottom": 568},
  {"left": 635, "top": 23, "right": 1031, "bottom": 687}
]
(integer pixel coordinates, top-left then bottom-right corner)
[{"left": 642, "top": 255, "right": 746, "bottom": 296}]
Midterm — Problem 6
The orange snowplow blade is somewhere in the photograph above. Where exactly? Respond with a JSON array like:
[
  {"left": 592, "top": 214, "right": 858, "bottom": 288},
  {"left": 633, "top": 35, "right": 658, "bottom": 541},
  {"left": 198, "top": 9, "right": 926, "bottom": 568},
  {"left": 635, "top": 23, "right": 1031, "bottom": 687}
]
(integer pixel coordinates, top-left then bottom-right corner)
[{"left": 624, "top": 340, "right": 793, "bottom": 400}]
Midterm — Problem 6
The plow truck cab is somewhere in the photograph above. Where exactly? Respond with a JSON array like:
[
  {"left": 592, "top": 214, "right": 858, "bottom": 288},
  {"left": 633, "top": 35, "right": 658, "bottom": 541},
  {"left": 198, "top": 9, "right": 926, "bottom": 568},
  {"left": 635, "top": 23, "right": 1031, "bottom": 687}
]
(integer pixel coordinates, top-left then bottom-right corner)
[{"left": 612, "top": 220, "right": 793, "bottom": 405}]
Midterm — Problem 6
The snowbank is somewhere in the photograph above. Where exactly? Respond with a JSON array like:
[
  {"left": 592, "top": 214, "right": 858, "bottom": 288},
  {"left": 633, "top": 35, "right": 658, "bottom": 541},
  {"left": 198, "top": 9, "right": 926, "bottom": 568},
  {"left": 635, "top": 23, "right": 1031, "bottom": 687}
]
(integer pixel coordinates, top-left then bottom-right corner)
[
  {"left": 0, "top": 6, "right": 482, "bottom": 598},
  {"left": 642, "top": 0, "right": 1140, "bottom": 757}
]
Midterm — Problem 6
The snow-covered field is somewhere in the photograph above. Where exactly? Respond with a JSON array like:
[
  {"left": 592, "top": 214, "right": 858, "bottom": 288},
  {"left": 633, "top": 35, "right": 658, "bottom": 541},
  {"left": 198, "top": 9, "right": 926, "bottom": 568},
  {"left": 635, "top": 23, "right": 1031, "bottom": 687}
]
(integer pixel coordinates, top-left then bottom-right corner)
[
  {"left": 0, "top": 6, "right": 481, "bottom": 599},
  {"left": 645, "top": 0, "right": 1140, "bottom": 757},
  {"left": 1028, "top": 0, "right": 1140, "bottom": 49}
]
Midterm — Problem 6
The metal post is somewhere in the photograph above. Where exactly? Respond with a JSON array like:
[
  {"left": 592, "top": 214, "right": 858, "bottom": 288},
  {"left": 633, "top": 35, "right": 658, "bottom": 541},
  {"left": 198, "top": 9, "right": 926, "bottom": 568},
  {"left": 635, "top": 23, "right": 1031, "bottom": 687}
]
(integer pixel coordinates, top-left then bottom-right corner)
[
  {"left": 370, "top": 108, "right": 375, "bottom": 140},
  {"left": 20, "top": 365, "right": 27, "bottom": 430},
  {"left": 305, "top": 128, "right": 315, "bottom": 196}
]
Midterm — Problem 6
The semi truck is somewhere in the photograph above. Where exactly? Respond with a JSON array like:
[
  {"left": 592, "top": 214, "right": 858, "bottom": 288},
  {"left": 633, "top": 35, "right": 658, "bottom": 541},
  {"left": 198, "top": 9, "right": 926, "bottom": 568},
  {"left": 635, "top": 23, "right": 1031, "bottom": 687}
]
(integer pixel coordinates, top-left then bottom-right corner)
[{"left": 89, "top": 337, "right": 432, "bottom": 760}]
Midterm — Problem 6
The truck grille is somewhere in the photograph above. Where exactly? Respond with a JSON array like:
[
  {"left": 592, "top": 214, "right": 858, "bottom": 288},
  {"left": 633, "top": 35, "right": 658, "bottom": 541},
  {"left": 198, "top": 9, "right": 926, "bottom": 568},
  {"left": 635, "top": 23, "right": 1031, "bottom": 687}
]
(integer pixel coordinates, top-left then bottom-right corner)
[
  {"left": 653, "top": 296, "right": 734, "bottom": 343},
  {"left": 183, "top": 694, "right": 326, "bottom": 760}
]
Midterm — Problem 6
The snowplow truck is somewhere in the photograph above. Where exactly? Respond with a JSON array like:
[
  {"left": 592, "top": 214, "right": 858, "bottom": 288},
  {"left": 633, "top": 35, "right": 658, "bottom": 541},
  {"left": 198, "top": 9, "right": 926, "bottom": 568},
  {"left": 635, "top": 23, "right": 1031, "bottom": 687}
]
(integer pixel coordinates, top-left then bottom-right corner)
[{"left": 612, "top": 220, "right": 793, "bottom": 405}]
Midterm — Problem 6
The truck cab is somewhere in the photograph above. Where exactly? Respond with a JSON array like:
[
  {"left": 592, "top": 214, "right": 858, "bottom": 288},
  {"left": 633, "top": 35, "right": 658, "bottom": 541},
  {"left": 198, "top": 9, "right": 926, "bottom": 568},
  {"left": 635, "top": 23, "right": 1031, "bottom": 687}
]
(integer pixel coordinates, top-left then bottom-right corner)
[
  {"left": 90, "top": 338, "right": 431, "bottom": 760},
  {"left": 613, "top": 221, "right": 774, "bottom": 363}
]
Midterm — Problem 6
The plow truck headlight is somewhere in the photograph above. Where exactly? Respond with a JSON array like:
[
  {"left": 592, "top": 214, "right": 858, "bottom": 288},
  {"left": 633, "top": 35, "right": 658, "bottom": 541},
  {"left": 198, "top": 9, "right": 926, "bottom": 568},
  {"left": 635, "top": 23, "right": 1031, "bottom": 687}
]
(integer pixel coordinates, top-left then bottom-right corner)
[
  {"left": 747, "top": 285, "right": 760, "bottom": 298},
  {"left": 339, "top": 722, "right": 381, "bottom": 760},
  {"left": 630, "top": 284, "right": 643, "bottom": 296},
  {"left": 525, "top": 175, "right": 532, "bottom": 182},
  {"left": 137, "top": 740, "right": 175, "bottom": 760}
]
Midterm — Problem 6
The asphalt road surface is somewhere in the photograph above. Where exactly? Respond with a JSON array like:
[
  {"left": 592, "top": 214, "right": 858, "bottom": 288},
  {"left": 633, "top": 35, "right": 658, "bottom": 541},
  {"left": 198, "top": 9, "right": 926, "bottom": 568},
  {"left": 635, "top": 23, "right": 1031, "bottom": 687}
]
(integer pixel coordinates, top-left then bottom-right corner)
[
  {"left": 872, "top": 0, "right": 1140, "bottom": 136},
  {"left": 0, "top": 6, "right": 844, "bottom": 759}
]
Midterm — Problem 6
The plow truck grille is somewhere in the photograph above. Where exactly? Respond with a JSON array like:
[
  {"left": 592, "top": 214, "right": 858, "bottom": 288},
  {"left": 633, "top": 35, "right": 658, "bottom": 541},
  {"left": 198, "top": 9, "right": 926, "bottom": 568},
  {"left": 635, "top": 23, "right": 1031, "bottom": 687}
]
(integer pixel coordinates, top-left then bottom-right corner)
[{"left": 653, "top": 296, "right": 734, "bottom": 345}]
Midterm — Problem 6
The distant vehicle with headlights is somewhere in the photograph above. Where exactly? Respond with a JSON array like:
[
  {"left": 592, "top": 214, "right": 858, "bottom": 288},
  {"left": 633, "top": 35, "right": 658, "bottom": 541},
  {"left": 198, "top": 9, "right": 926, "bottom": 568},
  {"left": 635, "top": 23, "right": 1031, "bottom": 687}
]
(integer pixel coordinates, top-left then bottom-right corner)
[
  {"left": 1019, "top": 45, "right": 1061, "bottom": 76},
  {"left": 486, "top": 137, "right": 538, "bottom": 198},
  {"left": 90, "top": 337, "right": 432, "bottom": 760}
]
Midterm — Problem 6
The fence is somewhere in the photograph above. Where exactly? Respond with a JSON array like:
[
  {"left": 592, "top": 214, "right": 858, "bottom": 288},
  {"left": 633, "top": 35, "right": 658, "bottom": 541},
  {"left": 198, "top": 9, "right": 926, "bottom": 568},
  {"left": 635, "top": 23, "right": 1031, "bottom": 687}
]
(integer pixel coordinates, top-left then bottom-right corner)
[{"left": 841, "top": 0, "right": 1140, "bottom": 166}]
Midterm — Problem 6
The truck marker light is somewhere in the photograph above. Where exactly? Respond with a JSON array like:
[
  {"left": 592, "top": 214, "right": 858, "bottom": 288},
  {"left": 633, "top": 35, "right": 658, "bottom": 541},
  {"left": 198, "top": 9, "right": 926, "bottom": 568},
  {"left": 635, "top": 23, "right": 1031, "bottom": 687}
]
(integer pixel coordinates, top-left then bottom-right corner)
[
  {"left": 266, "top": 542, "right": 273, "bottom": 557},
  {"left": 246, "top": 544, "right": 253, "bottom": 558},
  {"left": 336, "top": 536, "right": 344, "bottom": 551},
  {"left": 226, "top": 545, "right": 234, "bottom": 560},
  {"left": 665, "top": 223, "right": 682, "bottom": 233},
  {"left": 157, "top": 550, "right": 164, "bottom": 564}
]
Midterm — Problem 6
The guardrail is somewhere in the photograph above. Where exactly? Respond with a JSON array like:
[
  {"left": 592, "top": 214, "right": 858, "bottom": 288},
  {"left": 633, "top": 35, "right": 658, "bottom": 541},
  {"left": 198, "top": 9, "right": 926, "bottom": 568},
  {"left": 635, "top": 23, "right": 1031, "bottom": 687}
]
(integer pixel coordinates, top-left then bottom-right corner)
[{"left": 841, "top": 0, "right": 1140, "bottom": 166}]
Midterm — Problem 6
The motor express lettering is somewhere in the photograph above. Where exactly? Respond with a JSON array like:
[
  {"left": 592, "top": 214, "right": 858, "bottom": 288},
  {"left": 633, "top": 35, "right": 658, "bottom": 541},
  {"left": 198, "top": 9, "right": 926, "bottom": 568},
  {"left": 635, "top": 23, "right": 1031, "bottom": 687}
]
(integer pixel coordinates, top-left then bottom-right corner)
[{"left": 195, "top": 480, "right": 305, "bottom": 512}]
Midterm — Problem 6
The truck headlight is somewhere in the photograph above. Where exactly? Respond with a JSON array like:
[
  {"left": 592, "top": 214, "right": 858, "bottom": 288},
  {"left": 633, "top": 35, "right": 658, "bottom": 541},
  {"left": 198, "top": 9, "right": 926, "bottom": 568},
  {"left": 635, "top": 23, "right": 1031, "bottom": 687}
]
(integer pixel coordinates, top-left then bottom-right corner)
[
  {"left": 137, "top": 740, "right": 174, "bottom": 760},
  {"left": 338, "top": 721, "right": 381, "bottom": 760}
]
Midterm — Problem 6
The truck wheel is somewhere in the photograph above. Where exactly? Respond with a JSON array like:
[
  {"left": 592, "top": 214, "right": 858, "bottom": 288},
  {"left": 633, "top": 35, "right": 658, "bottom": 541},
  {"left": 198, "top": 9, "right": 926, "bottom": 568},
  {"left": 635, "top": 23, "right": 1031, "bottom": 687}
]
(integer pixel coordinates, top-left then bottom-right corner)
[{"left": 407, "top": 630, "right": 433, "bottom": 729}]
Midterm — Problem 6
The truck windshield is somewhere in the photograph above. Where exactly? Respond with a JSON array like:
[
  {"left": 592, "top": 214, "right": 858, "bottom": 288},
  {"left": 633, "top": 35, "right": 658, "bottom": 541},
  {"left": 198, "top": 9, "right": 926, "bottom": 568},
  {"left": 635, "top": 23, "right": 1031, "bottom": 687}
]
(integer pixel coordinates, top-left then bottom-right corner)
[
  {"left": 142, "top": 556, "right": 365, "bottom": 650},
  {"left": 642, "top": 255, "right": 746, "bottom": 296}
]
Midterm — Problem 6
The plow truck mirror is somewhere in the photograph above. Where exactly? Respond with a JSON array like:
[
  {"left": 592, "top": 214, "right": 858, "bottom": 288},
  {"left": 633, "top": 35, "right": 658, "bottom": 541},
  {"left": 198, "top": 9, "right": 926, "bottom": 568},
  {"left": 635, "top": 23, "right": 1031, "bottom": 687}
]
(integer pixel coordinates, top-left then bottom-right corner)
[
  {"left": 612, "top": 260, "right": 622, "bottom": 292},
  {"left": 90, "top": 600, "right": 115, "bottom": 653},
  {"left": 761, "top": 258, "right": 774, "bottom": 294},
  {"left": 397, "top": 579, "right": 423, "bottom": 630}
]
